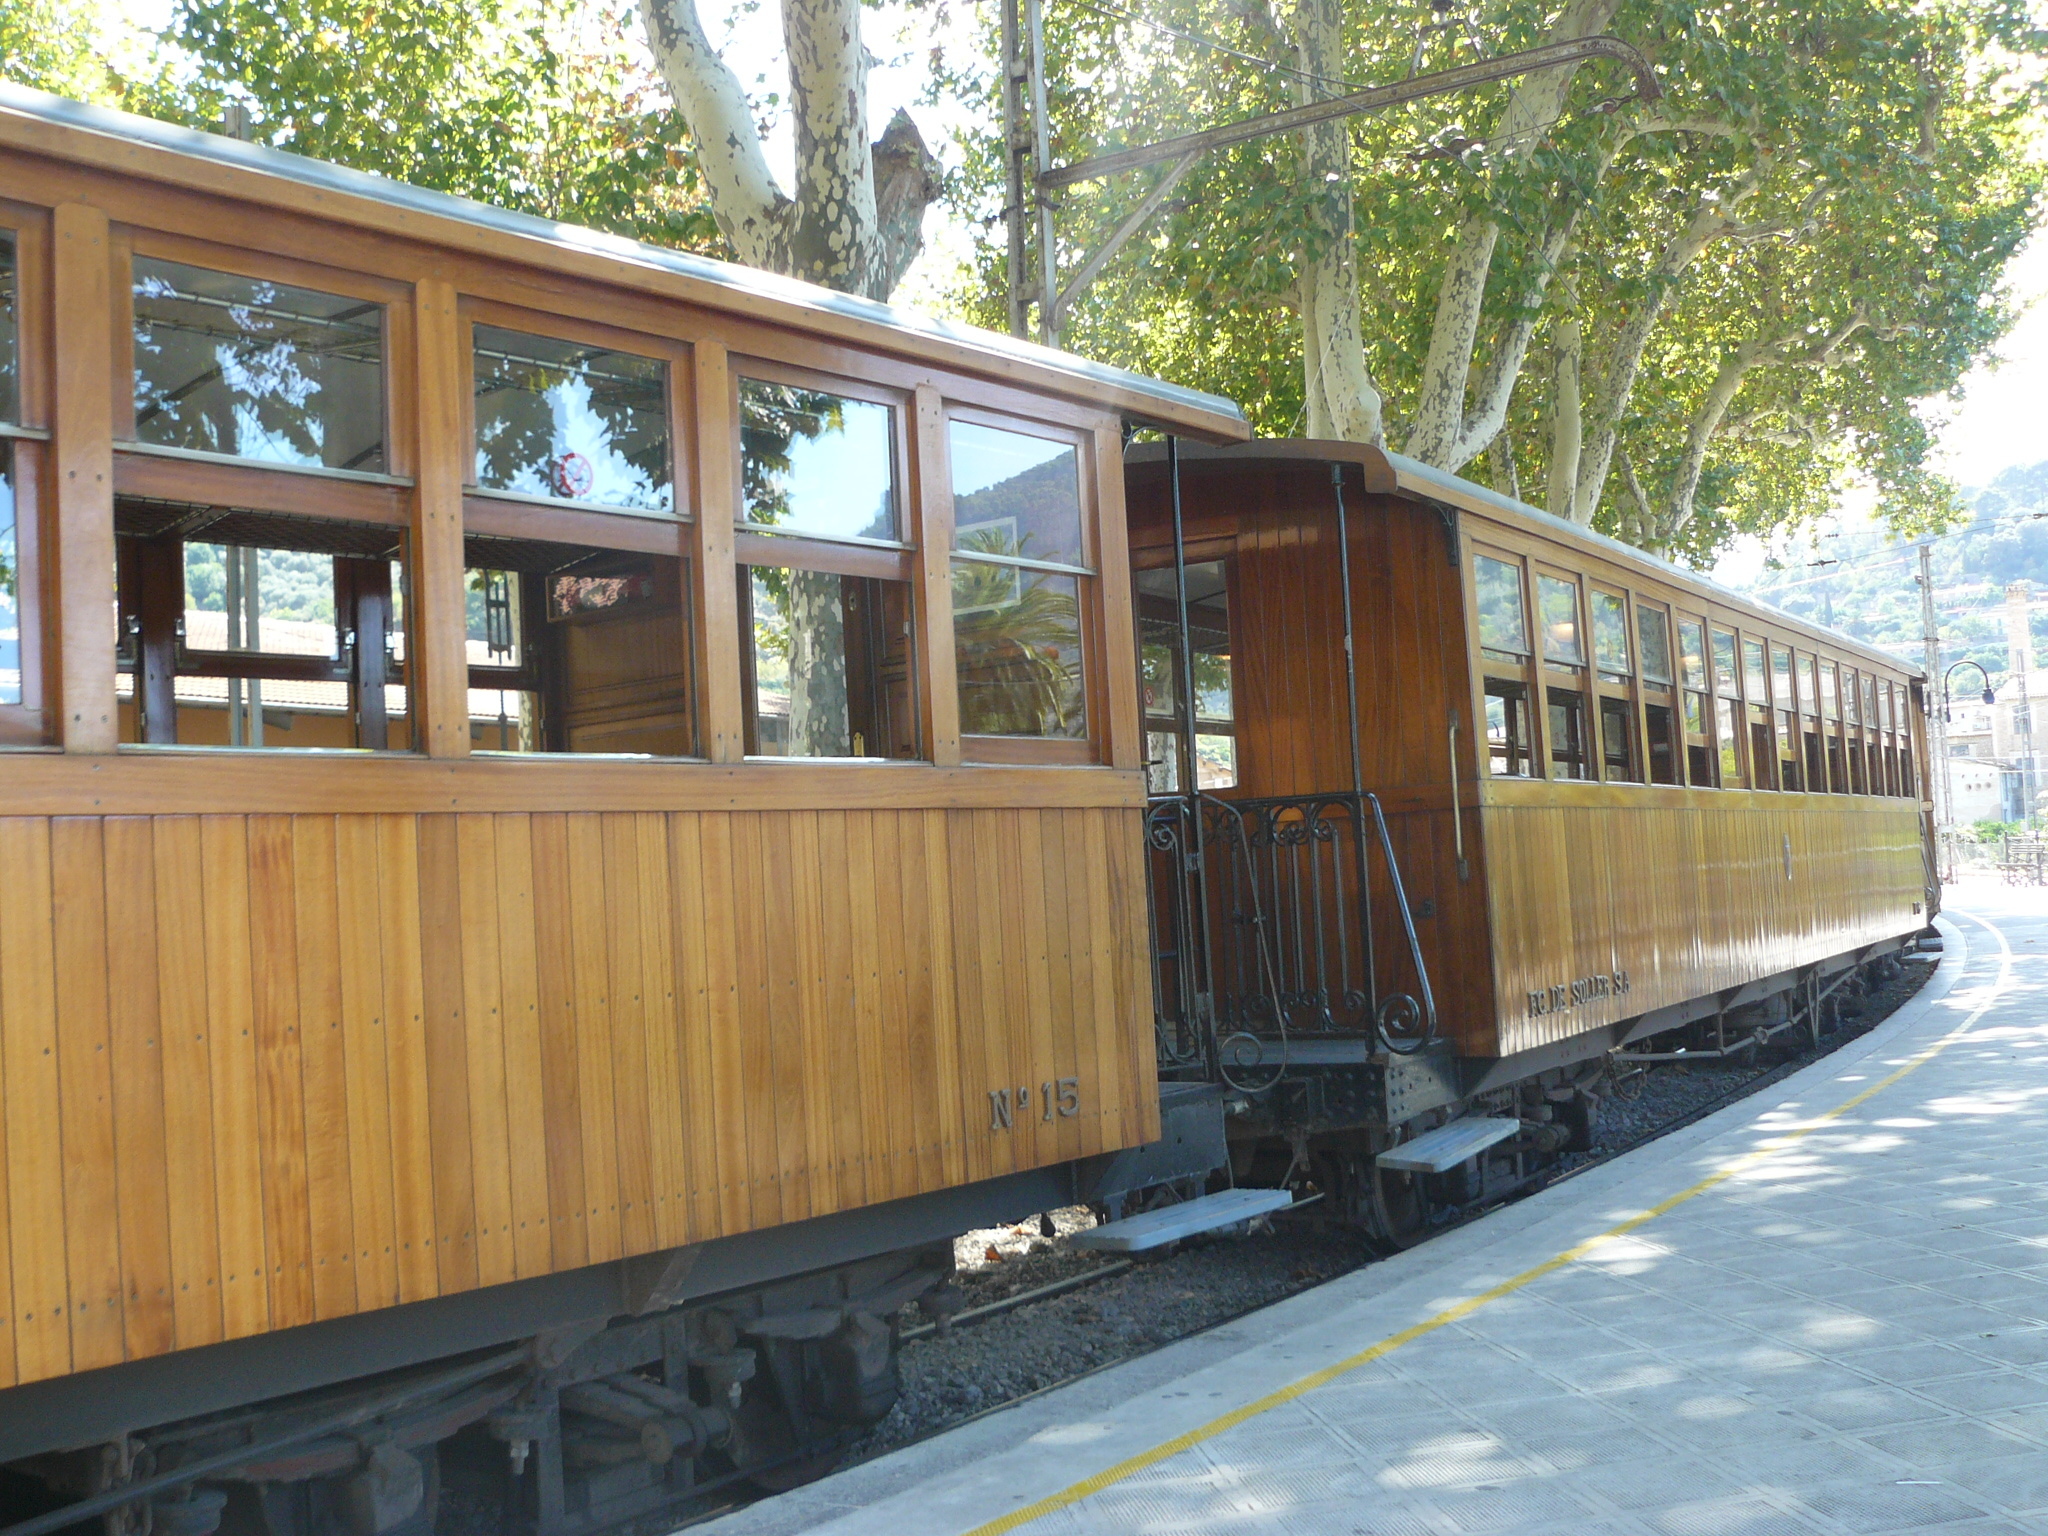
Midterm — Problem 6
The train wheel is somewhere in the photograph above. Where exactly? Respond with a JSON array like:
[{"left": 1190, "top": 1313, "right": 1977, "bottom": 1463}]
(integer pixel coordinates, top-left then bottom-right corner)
[{"left": 1369, "top": 1161, "right": 1430, "bottom": 1250}]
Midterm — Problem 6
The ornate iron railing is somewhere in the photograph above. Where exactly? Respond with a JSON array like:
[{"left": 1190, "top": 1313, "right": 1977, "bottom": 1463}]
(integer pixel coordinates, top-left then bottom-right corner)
[{"left": 1145, "top": 790, "right": 1436, "bottom": 1087}]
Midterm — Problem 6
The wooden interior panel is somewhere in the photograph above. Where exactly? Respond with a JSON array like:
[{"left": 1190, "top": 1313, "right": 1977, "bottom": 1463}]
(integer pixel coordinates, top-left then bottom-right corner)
[{"left": 0, "top": 803, "right": 1152, "bottom": 1386}]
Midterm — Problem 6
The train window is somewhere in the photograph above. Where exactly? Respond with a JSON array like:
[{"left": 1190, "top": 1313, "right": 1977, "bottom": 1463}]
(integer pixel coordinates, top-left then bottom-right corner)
[
  {"left": 0, "top": 441, "right": 28, "bottom": 736},
  {"left": 462, "top": 544, "right": 696, "bottom": 755},
  {"left": 1474, "top": 554, "right": 1529, "bottom": 661},
  {"left": 1770, "top": 644, "right": 1800, "bottom": 789},
  {"left": 0, "top": 228, "right": 14, "bottom": 422},
  {"left": 1599, "top": 695, "right": 1637, "bottom": 781},
  {"left": 1645, "top": 702, "right": 1679, "bottom": 784},
  {"left": 131, "top": 257, "right": 386, "bottom": 473},
  {"left": 949, "top": 421, "right": 1091, "bottom": 742},
  {"left": 1864, "top": 674, "right": 1880, "bottom": 728},
  {"left": 1136, "top": 562, "right": 1235, "bottom": 793},
  {"left": 1485, "top": 679, "right": 1531, "bottom": 775},
  {"left": 1742, "top": 638, "right": 1774, "bottom": 789},
  {"left": 1537, "top": 575, "right": 1583, "bottom": 668},
  {"left": 1710, "top": 629, "right": 1738, "bottom": 699},
  {"left": 1710, "top": 628, "right": 1744, "bottom": 787},
  {"left": 740, "top": 565, "right": 915, "bottom": 759},
  {"left": 1636, "top": 605, "right": 1671, "bottom": 684},
  {"left": 1591, "top": 590, "right": 1629, "bottom": 679},
  {"left": 1548, "top": 687, "right": 1588, "bottom": 778},
  {"left": 117, "top": 511, "right": 408, "bottom": 749},
  {"left": 740, "top": 379, "right": 899, "bottom": 543},
  {"left": 1678, "top": 619, "right": 1712, "bottom": 785},
  {"left": 1819, "top": 661, "right": 1839, "bottom": 720},
  {"left": 472, "top": 326, "right": 672, "bottom": 512}
]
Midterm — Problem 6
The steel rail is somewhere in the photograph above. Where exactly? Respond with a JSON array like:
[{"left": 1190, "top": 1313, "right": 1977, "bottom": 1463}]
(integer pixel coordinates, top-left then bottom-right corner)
[{"left": 1038, "top": 36, "right": 1660, "bottom": 191}]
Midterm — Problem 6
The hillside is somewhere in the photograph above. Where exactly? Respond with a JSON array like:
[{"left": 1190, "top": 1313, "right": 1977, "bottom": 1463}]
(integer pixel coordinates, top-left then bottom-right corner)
[{"left": 1740, "top": 461, "right": 2048, "bottom": 692}]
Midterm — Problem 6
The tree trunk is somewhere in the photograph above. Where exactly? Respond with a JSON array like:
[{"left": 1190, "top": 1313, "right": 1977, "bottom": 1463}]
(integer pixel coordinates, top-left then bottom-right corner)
[
  {"left": 1546, "top": 319, "right": 1582, "bottom": 521},
  {"left": 1290, "top": 0, "right": 1382, "bottom": 444},
  {"left": 1401, "top": 0, "right": 1619, "bottom": 470},
  {"left": 643, "top": 0, "right": 941, "bottom": 301},
  {"left": 785, "top": 569, "right": 849, "bottom": 754}
]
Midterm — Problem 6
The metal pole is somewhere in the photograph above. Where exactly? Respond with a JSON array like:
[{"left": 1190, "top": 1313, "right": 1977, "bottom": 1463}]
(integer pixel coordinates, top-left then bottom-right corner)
[
  {"left": 1167, "top": 437, "right": 1216, "bottom": 1062},
  {"left": 1026, "top": 0, "right": 1058, "bottom": 346},
  {"left": 1920, "top": 543, "right": 1947, "bottom": 870},
  {"left": 1000, "top": 0, "right": 1029, "bottom": 339}
]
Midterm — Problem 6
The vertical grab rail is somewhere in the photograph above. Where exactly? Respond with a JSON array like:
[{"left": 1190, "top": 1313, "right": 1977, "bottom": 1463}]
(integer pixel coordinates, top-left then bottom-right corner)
[{"left": 1363, "top": 791, "right": 1438, "bottom": 1054}]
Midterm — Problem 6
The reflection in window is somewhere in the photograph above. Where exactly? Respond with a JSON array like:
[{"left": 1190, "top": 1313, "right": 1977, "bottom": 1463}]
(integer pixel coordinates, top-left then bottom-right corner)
[
  {"left": 1679, "top": 621, "right": 1707, "bottom": 690},
  {"left": 1486, "top": 679, "right": 1530, "bottom": 775},
  {"left": 472, "top": 326, "right": 670, "bottom": 512},
  {"left": 1799, "top": 654, "right": 1819, "bottom": 717},
  {"left": 0, "top": 230, "right": 15, "bottom": 424},
  {"left": 742, "top": 565, "right": 915, "bottom": 759},
  {"left": 1772, "top": 645, "right": 1793, "bottom": 708},
  {"left": 1743, "top": 639, "right": 1767, "bottom": 703},
  {"left": 116, "top": 507, "right": 405, "bottom": 749},
  {"left": 0, "top": 444, "right": 16, "bottom": 705},
  {"left": 1717, "top": 698, "right": 1742, "bottom": 785},
  {"left": 952, "top": 422, "right": 1085, "bottom": 570},
  {"left": 1711, "top": 629, "right": 1739, "bottom": 698},
  {"left": 738, "top": 380, "right": 897, "bottom": 542},
  {"left": 1637, "top": 607, "right": 1671, "bottom": 685},
  {"left": 131, "top": 258, "right": 385, "bottom": 472},
  {"left": 1591, "top": 591, "right": 1629, "bottom": 677},
  {"left": 950, "top": 421, "right": 1090, "bottom": 740},
  {"left": 1538, "top": 576, "right": 1582, "bottom": 666},
  {"left": 955, "top": 563, "right": 1084, "bottom": 738},
  {"left": 1474, "top": 555, "right": 1528, "bottom": 660},
  {"left": 463, "top": 541, "right": 693, "bottom": 756},
  {"left": 1820, "top": 662, "right": 1839, "bottom": 719},
  {"left": 1138, "top": 562, "right": 1233, "bottom": 792}
]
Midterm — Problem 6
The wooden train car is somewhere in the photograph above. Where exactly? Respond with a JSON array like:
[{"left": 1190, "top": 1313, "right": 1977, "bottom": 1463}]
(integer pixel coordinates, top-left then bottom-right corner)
[
  {"left": 0, "top": 84, "right": 1249, "bottom": 1534},
  {"left": 1125, "top": 442, "right": 1934, "bottom": 1234}
]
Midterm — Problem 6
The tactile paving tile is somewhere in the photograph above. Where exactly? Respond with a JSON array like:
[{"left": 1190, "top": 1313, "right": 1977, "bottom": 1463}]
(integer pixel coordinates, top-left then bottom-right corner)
[
  {"left": 1641, "top": 1493, "right": 1821, "bottom": 1536},
  {"left": 1789, "top": 1478, "right": 1994, "bottom": 1532}
]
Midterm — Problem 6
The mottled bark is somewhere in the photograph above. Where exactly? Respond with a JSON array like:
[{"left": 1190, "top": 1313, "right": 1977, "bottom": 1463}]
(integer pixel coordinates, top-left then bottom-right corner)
[
  {"left": 1546, "top": 318, "right": 1582, "bottom": 521},
  {"left": 643, "top": 0, "right": 941, "bottom": 301},
  {"left": 1402, "top": 0, "right": 1619, "bottom": 469},
  {"left": 1290, "top": 0, "right": 1382, "bottom": 444},
  {"left": 785, "top": 569, "right": 849, "bottom": 754}
]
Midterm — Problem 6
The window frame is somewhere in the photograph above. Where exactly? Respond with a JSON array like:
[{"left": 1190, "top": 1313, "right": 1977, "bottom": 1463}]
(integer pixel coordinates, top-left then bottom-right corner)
[
  {"left": 942, "top": 402, "right": 1102, "bottom": 766},
  {"left": 0, "top": 198, "right": 51, "bottom": 748},
  {"left": 1468, "top": 543, "right": 1539, "bottom": 778},
  {"left": 111, "top": 230, "right": 417, "bottom": 754}
]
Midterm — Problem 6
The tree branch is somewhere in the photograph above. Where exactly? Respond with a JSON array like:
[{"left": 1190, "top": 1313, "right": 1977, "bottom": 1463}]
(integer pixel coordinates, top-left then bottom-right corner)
[{"left": 643, "top": 0, "right": 793, "bottom": 271}]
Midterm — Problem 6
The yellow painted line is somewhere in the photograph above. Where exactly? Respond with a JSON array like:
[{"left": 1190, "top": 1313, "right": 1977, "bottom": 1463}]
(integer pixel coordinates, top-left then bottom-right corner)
[{"left": 962, "top": 916, "right": 2009, "bottom": 1536}]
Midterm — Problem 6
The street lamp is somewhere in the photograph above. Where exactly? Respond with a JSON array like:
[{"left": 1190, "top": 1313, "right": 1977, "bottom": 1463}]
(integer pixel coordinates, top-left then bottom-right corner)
[{"left": 1942, "top": 659, "right": 1997, "bottom": 721}]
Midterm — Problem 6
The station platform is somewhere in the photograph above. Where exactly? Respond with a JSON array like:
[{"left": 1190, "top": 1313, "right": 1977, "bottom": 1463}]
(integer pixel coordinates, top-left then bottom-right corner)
[{"left": 707, "top": 887, "right": 2048, "bottom": 1536}]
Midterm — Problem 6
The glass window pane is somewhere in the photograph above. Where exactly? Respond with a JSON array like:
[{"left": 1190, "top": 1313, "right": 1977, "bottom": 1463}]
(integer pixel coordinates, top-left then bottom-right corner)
[
  {"left": 472, "top": 326, "right": 670, "bottom": 513},
  {"left": 1711, "top": 629, "right": 1738, "bottom": 698},
  {"left": 1843, "top": 668, "right": 1860, "bottom": 723},
  {"left": 1772, "top": 645, "right": 1793, "bottom": 709},
  {"left": 1743, "top": 639, "right": 1767, "bottom": 703},
  {"left": 1537, "top": 575, "right": 1582, "bottom": 665},
  {"left": 0, "top": 229, "right": 15, "bottom": 425},
  {"left": 1636, "top": 606, "right": 1671, "bottom": 684},
  {"left": 131, "top": 257, "right": 385, "bottom": 472},
  {"left": 1485, "top": 678, "right": 1529, "bottom": 775},
  {"left": 1548, "top": 687, "right": 1588, "bottom": 777},
  {"left": 184, "top": 544, "right": 338, "bottom": 657},
  {"left": 0, "top": 443, "right": 16, "bottom": 704},
  {"left": 739, "top": 380, "right": 897, "bottom": 542},
  {"left": 1146, "top": 728, "right": 1180, "bottom": 794},
  {"left": 1864, "top": 675, "right": 1878, "bottom": 727},
  {"left": 745, "top": 565, "right": 916, "bottom": 758},
  {"left": 1799, "top": 655, "right": 1819, "bottom": 717},
  {"left": 1591, "top": 591, "right": 1629, "bottom": 675},
  {"left": 1194, "top": 733, "right": 1236, "bottom": 790},
  {"left": 1683, "top": 690, "right": 1706, "bottom": 737},
  {"left": 117, "top": 510, "right": 406, "bottom": 749},
  {"left": 1820, "top": 662, "right": 1839, "bottom": 719},
  {"left": 1679, "top": 620, "right": 1707, "bottom": 690},
  {"left": 954, "top": 559, "right": 1085, "bottom": 738},
  {"left": 950, "top": 420, "right": 1086, "bottom": 571},
  {"left": 1474, "top": 555, "right": 1528, "bottom": 656},
  {"left": 1717, "top": 697, "right": 1742, "bottom": 782}
]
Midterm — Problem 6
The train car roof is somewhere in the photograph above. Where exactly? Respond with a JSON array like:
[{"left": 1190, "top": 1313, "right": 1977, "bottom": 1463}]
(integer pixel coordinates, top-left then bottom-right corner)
[
  {"left": 0, "top": 83, "right": 1248, "bottom": 444},
  {"left": 1127, "top": 439, "right": 1923, "bottom": 681}
]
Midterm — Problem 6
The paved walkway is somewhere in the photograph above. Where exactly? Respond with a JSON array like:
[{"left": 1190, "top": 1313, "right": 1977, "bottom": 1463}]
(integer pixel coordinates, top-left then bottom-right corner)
[{"left": 709, "top": 882, "right": 2048, "bottom": 1536}]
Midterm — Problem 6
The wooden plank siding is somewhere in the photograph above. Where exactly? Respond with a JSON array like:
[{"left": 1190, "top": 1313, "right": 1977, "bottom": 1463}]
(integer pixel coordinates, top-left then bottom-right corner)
[
  {"left": 0, "top": 806, "right": 1151, "bottom": 1386},
  {"left": 1480, "top": 782, "right": 1927, "bottom": 1057}
]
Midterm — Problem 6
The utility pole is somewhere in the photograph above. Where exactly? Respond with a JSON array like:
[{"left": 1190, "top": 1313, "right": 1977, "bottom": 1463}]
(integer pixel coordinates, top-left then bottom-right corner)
[
  {"left": 1000, "top": 0, "right": 1029, "bottom": 339},
  {"left": 2010, "top": 581, "right": 2037, "bottom": 830},
  {"left": 1920, "top": 544, "right": 1951, "bottom": 873}
]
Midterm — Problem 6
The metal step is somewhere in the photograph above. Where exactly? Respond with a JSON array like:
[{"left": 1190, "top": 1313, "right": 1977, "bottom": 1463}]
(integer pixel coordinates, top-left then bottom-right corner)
[
  {"left": 1376, "top": 1117, "right": 1520, "bottom": 1174},
  {"left": 1069, "top": 1187, "right": 1296, "bottom": 1253}
]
